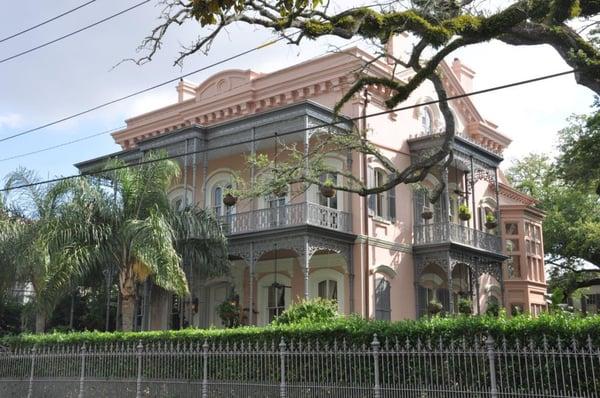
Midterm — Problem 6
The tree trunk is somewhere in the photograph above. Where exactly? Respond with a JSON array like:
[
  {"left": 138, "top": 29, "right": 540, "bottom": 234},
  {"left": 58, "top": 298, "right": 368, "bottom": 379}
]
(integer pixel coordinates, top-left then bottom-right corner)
[
  {"left": 35, "top": 311, "right": 46, "bottom": 334},
  {"left": 119, "top": 265, "right": 137, "bottom": 332},
  {"left": 121, "top": 293, "right": 137, "bottom": 332}
]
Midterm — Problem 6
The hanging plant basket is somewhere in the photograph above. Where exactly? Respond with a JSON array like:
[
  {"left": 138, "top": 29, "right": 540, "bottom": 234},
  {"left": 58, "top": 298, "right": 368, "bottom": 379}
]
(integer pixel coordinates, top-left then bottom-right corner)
[
  {"left": 320, "top": 185, "right": 336, "bottom": 198},
  {"left": 485, "top": 221, "right": 498, "bottom": 229},
  {"left": 421, "top": 210, "right": 433, "bottom": 220},
  {"left": 223, "top": 193, "right": 237, "bottom": 207},
  {"left": 459, "top": 212, "right": 472, "bottom": 221}
]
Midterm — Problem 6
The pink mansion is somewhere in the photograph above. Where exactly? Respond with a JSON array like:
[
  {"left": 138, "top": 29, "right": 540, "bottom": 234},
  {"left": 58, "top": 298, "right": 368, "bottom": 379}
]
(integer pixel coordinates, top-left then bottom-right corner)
[{"left": 76, "top": 43, "right": 547, "bottom": 330}]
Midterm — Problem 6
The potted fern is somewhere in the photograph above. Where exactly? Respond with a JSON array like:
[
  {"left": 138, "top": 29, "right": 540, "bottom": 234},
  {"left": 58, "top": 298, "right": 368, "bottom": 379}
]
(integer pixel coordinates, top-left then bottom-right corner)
[
  {"left": 485, "top": 212, "right": 498, "bottom": 229},
  {"left": 320, "top": 178, "right": 336, "bottom": 198},
  {"left": 458, "top": 204, "right": 472, "bottom": 221}
]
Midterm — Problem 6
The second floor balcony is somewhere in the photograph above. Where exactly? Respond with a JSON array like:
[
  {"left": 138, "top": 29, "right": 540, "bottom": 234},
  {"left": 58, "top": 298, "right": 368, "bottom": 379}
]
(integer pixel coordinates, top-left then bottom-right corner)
[
  {"left": 414, "top": 222, "right": 503, "bottom": 254},
  {"left": 220, "top": 202, "right": 352, "bottom": 236}
]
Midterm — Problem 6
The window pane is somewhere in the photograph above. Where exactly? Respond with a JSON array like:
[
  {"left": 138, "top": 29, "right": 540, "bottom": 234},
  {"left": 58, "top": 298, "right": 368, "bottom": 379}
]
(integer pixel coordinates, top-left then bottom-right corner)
[{"left": 505, "top": 223, "right": 518, "bottom": 235}]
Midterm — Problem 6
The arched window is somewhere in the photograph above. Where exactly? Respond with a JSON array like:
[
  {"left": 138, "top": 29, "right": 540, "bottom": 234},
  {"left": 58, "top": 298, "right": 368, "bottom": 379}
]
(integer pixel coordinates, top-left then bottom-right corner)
[
  {"left": 317, "top": 280, "right": 338, "bottom": 301},
  {"left": 375, "top": 276, "right": 391, "bottom": 321},
  {"left": 421, "top": 107, "right": 433, "bottom": 134},
  {"left": 168, "top": 186, "right": 193, "bottom": 211},
  {"left": 212, "top": 183, "right": 234, "bottom": 218}
]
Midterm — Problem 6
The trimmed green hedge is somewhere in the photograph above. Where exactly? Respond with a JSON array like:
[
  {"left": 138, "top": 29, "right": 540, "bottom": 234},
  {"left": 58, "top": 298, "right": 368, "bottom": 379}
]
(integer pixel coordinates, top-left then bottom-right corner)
[{"left": 2, "top": 313, "right": 599, "bottom": 349}]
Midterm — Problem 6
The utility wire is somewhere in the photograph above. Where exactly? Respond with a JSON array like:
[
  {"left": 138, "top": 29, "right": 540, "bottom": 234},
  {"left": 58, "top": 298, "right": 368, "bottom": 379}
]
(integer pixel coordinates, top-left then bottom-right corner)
[
  {"left": 0, "top": 0, "right": 150, "bottom": 65},
  {"left": 0, "top": 0, "right": 97, "bottom": 44},
  {"left": 0, "top": 67, "right": 583, "bottom": 193},
  {"left": 0, "top": 35, "right": 290, "bottom": 144},
  {"left": 0, "top": 126, "right": 126, "bottom": 163},
  {"left": 0, "top": 37, "right": 363, "bottom": 163}
]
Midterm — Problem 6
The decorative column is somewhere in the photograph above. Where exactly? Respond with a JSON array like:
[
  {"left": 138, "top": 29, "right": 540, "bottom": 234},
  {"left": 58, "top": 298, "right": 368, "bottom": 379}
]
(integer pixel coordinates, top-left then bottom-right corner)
[
  {"left": 183, "top": 139, "right": 189, "bottom": 207},
  {"left": 494, "top": 167, "right": 502, "bottom": 232},
  {"left": 304, "top": 118, "right": 310, "bottom": 222},
  {"left": 303, "top": 236, "right": 310, "bottom": 299},
  {"left": 474, "top": 268, "right": 481, "bottom": 315},
  {"left": 192, "top": 137, "right": 198, "bottom": 204},
  {"left": 447, "top": 254, "right": 454, "bottom": 314},
  {"left": 348, "top": 248, "right": 355, "bottom": 314},
  {"left": 249, "top": 242, "right": 255, "bottom": 325},
  {"left": 442, "top": 166, "right": 451, "bottom": 238}
]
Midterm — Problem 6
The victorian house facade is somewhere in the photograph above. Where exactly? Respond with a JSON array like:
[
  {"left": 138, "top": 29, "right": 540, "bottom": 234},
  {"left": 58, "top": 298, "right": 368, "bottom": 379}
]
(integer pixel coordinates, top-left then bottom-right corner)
[{"left": 76, "top": 41, "right": 547, "bottom": 330}]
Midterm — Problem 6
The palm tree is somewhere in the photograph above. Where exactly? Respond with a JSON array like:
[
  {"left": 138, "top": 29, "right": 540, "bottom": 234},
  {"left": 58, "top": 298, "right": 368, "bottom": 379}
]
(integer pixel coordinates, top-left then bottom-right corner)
[
  {"left": 77, "top": 153, "right": 230, "bottom": 331},
  {"left": 0, "top": 169, "right": 92, "bottom": 333}
]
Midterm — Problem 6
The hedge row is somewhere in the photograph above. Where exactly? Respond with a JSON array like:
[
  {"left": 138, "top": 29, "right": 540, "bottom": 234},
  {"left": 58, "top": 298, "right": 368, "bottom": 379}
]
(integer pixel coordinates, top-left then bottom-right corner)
[{"left": 3, "top": 313, "right": 599, "bottom": 349}]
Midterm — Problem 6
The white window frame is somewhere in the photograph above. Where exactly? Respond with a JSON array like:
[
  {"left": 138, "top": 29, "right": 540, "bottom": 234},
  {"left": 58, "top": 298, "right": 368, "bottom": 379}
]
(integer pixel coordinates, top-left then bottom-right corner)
[{"left": 309, "top": 268, "right": 345, "bottom": 313}]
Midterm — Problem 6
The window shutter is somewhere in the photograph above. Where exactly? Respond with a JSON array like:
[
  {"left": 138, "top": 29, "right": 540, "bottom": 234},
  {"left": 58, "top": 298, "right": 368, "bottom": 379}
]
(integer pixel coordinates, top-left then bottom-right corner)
[
  {"left": 367, "top": 166, "right": 375, "bottom": 215},
  {"left": 388, "top": 186, "right": 396, "bottom": 222}
]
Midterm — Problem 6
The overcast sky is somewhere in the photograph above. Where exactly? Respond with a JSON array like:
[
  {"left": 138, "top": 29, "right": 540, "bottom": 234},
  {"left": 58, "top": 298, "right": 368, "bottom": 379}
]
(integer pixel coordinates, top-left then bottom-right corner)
[{"left": 0, "top": 1, "right": 596, "bottom": 182}]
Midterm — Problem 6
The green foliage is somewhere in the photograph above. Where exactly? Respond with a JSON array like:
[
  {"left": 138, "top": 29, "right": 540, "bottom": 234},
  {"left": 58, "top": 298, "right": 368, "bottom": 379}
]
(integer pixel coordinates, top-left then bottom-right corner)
[
  {"left": 3, "top": 313, "right": 599, "bottom": 349},
  {"left": 427, "top": 300, "right": 443, "bottom": 315},
  {"left": 485, "top": 212, "right": 496, "bottom": 223},
  {"left": 485, "top": 300, "right": 500, "bottom": 317},
  {"left": 507, "top": 131, "right": 600, "bottom": 295},
  {"left": 458, "top": 298, "right": 473, "bottom": 315},
  {"left": 217, "top": 300, "right": 241, "bottom": 328},
  {"left": 458, "top": 204, "right": 471, "bottom": 220},
  {"left": 272, "top": 298, "right": 339, "bottom": 325},
  {"left": 0, "top": 296, "right": 24, "bottom": 336}
]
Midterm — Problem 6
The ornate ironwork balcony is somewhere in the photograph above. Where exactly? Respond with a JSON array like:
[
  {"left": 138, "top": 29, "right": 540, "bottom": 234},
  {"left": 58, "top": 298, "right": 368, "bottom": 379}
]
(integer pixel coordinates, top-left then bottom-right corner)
[
  {"left": 220, "top": 202, "right": 352, "bottom": 235},
  {"left": 414, "top": 222, "right": 503, "bottom": 254}
]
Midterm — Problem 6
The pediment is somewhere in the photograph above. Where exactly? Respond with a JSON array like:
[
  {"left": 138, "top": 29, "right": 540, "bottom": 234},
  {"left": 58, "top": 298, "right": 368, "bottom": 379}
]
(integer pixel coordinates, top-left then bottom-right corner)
[{"left": 195, "top": 69, "right": 259, "bottom": 100}]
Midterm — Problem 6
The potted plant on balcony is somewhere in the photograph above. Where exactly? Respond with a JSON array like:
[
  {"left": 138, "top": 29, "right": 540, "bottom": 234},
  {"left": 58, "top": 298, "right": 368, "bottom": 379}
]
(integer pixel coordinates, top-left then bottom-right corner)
[
  {"left": 458, "top": 298, "right": 473, "bottom": 315},
  {"left": 320, "top": 178, "right": 336, "bottom": 198},
  {"left": 485, "top": 212, "right": 498, "bottom": 229},
  {"left": 458, "top": 204, "right": 472, "bottom": 221},
  {"left": 421, "top": 208, "right": 433, "bottom": 220},
  {"left": 223, "top": 188, "right": 238, "bottom": 207},
  {"left": 428, "top": 299, "right": 443, "bottom": 315}
]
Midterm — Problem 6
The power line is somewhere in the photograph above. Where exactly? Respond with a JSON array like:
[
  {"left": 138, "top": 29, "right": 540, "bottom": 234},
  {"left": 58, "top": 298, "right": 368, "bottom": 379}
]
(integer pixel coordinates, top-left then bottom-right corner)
[
  {"left": 0, "top": 35, "right": 290, "bottom": 144},
  {"left": 0, "top": 37, "right": 364, "bottom": 163},
  {"left": 0, "top": 0, "right": 150, "bottom": 65},
  {"left": 0, "top": 67, "right": 583, "bottom": 193},
  {"left": 0, "top": 126, "right": 125, "bottom": 163},
  {"left": 0, "top": 0, "right": 97, "bottom": 44}
]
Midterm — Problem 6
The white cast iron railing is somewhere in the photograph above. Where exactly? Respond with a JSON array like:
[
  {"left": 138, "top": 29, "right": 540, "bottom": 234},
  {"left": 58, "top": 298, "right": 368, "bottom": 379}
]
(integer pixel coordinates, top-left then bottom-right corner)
[
  {"left": 220, "top": 202, "right": 352, "bottom": 235},
  {"left": 414, "top": 222, "right": 503, "bottom": 253},
  {"left": 1, "top": 334, "right": 597, "bottom": 398}
]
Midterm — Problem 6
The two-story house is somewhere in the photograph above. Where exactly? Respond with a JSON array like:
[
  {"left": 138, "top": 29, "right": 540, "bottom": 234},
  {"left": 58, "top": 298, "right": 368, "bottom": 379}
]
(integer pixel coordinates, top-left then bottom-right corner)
[{"left": 76, "top": 41, "right": 547, "bottom": 330}]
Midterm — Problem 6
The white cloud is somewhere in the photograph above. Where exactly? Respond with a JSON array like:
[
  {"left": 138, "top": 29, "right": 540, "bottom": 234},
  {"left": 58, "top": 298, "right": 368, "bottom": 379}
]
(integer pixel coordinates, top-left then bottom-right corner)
[{"left": 0, "top": 113, "right": 23, "bottom": 129}]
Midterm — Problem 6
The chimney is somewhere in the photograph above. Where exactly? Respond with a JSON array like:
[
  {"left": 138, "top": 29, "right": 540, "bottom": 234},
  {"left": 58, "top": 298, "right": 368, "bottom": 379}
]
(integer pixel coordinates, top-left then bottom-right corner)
[
  {"left": 176, "top": 79, "right": 196, "bottom": 103},
  {"left": 451, "top": 58, "right": 475, "bottom": 92}
]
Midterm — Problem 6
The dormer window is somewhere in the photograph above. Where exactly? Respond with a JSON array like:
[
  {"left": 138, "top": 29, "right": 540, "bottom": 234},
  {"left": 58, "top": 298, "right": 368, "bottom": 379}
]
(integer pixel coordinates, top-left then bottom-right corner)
[{"left": 421, "top": 107, "right": 433, "bottom": 134}]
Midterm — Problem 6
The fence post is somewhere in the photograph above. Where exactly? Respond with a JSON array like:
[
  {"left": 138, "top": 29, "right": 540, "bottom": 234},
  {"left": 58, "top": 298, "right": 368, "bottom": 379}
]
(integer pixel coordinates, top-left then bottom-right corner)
[
  {"left": 279, "top": 338, "right": 287, "bottom": 398},
  {"left": 201, "top": 340, "right": 208, "bottom": 398},
  {"left": 135, "top": 341, "right": 143, "bottom": 398},
  {"left": 372, "top": 334, "right": 381, "bottom": 398},
  {"left": 486, "top": 335, "right": 498, "bottom": 398},
  {"left": 26, "top": 346, "right": 36, "bottom": 398},
  {"left": 78, "top": 343, "right": 86, "bottom": 398}
]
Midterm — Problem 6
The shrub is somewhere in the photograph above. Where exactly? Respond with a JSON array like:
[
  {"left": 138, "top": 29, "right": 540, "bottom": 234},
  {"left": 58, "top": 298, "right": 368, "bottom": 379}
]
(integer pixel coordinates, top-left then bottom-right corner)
[
  {"left": 2, "top": 313, "right": 599, "bottom": 350},
  {"left": 458, "top": 298, "right": 473, "bottom": 315},
  {"left": 272, "top": 298, "right": 338, "bottom": 326}
]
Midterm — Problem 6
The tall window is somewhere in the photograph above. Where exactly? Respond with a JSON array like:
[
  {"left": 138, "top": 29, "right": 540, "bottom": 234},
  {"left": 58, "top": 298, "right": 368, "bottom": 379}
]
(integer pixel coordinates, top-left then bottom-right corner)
[
  {"left": 375, "top": 170, "right": 385, "bottom": 218},
  {"left": 421, "top": 107, "right": 433, "bottom": 134},
  {"left": 268, "top": 194, "right": 287, "bottom": 227},
  {"left": 318, "top": 280, "right": 338, "bottom": 301},
  {"left": 267, "top": 286, "right": 285, "bottom": 323},
  {"left": 213, "top": 186, "right": 223, "bottom": 216},
  {"left": 375, "top": 276, "right": 391, "bottom": 321}
]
